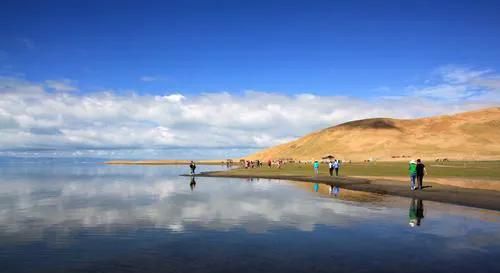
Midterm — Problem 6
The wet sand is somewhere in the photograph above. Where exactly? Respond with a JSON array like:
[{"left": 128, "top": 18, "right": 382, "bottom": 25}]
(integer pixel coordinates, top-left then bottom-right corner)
[
  {"left": 192, "top": 171, "right": 500, "bottom": 211},
  {"left": 352, "top": 175, "right": 500, "bottom": 191}
]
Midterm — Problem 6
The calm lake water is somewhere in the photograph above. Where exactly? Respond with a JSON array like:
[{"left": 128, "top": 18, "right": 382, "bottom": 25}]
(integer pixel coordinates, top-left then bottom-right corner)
[{"left": 0, "top": 158, "right": 499, "bottom": 273}]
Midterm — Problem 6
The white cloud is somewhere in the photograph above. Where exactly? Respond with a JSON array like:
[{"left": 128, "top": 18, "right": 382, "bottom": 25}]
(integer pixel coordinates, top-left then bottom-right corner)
[
  {"left": 45, "top": 79, "right": 78, "bottom": 92},
  {"left": 155, "top": 94, "right": 185, "bottom": 103},
  {"left": 436, "top": 66, "right": 491, "bottom": 84},
  {"left": 0, "top": 66, "right": 499, "bottom": 158},
  {"left": 141, "top": 75, "right": 167, "bottom": 82},
  {"left": 0, "top": 76, "right": 44, "bottom": 94},
  {"left": 411, "top": 66, "right": 500, "bottom": 100}
]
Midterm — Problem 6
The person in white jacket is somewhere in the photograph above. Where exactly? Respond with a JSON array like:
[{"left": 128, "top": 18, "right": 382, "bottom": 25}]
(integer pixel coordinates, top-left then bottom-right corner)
[{"left": 333, "top": 160, "right": 340, "bottom": 176}]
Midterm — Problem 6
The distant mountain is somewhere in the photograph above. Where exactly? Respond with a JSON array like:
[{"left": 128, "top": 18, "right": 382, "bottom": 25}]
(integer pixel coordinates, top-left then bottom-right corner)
[{"left": 247, "top": 107, "right": 500, "bottom": 161}]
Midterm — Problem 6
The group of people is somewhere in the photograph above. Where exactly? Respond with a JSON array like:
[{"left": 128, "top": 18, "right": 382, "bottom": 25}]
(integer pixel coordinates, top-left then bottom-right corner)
[
  {"left": 243, "top": 160, "right": 263, "bottom": 169},
  {"left": 267, "top": 159, "right": 285, "bottom": 168},
  {"left": 408, "top": 159, "right": 427, "bottom": 190},
  {"left": 313, "top": 159, "right": 341, "bottom": 177}
]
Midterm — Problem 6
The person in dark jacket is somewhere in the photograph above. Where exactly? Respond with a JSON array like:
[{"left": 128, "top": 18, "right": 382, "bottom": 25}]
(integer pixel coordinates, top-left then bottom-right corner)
[
  {"left": 328, "top": 161, "right": 334, "bottom": 176},
  {"left": 416, "top": 159, "right": 427, "bottom": 190},
  {"left": 189, "top": 161, "right": 196, "bottom": 175}
]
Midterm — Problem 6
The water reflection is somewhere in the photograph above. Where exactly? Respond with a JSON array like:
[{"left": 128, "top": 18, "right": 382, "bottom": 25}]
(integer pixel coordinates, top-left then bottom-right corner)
[
  {"left": 0, "top": 164, "right": 496, "bottom": 238},
  {"left": 329, "top": 185, "right": 340, "bottom": 197},
  {"left": 0, "top": 173, "right": 401, "bottom": 242},
  {"left": 296, "top": 181, "right": 384, "bottom": 203},
  {"left": 409, "top": 198, "right": 425, "bottom": 227},
  {"left": 0, "top": 163, "right": 499, "bottom": 273},
  {"left": 190, "top": 177, "right": 196, "bottom": 191}
]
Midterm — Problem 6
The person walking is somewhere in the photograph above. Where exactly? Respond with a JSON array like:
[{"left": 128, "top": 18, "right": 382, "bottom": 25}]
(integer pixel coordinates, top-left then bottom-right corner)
[
  {"left": 408, "top": 160, "right": 417, "bottom": 190},
  {"left": 416, "top": 159, "right": 427, "bottom": 190},
  {"left": 313, "top": 160, "right": 320, "bottom": 176},
  {"left": 328, "top": 161, "right": 334, "bottom": 176},
  {"left": 189, "top": 161, "right": 196, "bottom": 175},
  {"left": 333, "top": 159, "right": 340, "bottom": 176}
]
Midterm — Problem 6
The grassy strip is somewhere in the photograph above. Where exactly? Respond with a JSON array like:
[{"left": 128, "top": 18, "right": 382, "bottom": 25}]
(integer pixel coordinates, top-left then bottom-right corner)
[{"left": 224, "top": 161, "right": 500, "bottom": 180}]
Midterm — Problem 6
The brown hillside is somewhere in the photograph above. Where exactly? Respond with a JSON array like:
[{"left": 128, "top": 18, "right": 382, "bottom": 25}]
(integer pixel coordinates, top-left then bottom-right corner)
[{"left": 247, "top": 107, "right": 500, "bottom": 161}]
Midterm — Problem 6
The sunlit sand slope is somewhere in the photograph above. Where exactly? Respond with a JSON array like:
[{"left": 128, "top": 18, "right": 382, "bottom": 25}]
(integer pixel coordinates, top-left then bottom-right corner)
[{"left": 248, "top": 107, "right": 500, "bottom": 161}]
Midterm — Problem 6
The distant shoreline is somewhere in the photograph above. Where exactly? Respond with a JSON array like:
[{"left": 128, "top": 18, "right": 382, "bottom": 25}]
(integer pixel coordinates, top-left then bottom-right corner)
[{"left": 105, "top": 160, "right": 228, "bottom": 165}]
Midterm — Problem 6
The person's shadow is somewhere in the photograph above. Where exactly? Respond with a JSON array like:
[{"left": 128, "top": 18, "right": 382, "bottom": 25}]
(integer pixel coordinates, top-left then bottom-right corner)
[{"left": 190, "top": 177, "right": 196, "bottom": 191}]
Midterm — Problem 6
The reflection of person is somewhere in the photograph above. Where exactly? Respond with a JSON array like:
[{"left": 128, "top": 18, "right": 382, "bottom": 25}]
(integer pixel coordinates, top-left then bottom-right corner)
[
  {"left": 416, "top": 159, "right": 427, "bottom": 190},
  {"left": 314, "top": 183, "right": 319, "bottom": 192},
  {"left": 189, "top": 161, "right": 196, "bottom": 175},
  {"left": 329, "top": 185, "right": 339, "bottom": 197},
  {"left": 409, "top": 198, "right": 424, "bottom": 227},
  {"left": 408, "top": 160, "right": 417, "bottom": 190},
  {"left": 416, "top": 199, "right": 424, "bottom": 226},
  {"left": 409, "top": 197, "right": 417, "bottom": 227},
  {"left": 190, "top": 177, "right": 196, "bottom": 191}
]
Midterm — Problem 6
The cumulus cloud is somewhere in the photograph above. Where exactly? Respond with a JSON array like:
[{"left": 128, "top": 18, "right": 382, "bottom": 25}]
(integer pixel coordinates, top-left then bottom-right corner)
[
  {"left": 0, "top": 66, "right": 499, "bottom": 158},
  {"left": 410, "top": 66, "right": 500, "bottom": 100}
]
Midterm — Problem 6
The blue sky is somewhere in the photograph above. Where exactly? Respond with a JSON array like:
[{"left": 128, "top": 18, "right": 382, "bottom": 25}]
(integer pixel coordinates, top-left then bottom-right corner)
[
  {"left": 2, "top": 0, "right": 499, "bottom": 95},
  {"left": 1, "top": 0, "right": 500, "bottom": 158}
]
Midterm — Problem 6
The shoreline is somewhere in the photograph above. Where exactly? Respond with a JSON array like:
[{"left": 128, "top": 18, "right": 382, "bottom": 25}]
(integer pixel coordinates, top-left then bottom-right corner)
[{"left": 191, "top": 171, "right": 500, "bottom": 211}]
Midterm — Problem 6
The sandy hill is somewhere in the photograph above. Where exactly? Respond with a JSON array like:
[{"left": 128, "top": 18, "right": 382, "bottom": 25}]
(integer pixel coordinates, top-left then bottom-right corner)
[{"left": 247, "top": 107, "right": 500, "bottom": 161}]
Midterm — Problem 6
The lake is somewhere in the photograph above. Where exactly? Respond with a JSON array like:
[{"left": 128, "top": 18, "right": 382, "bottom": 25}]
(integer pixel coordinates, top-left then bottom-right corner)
[{"left": 0, "top": 158, "right": 499, "bottom": 273}]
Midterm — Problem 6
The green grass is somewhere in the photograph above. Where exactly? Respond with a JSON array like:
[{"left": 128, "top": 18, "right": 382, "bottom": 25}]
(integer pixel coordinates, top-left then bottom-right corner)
[{"left": 225, "top": 161, "right": 500, "bottom": 180}]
